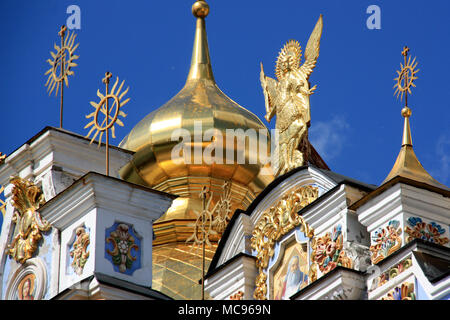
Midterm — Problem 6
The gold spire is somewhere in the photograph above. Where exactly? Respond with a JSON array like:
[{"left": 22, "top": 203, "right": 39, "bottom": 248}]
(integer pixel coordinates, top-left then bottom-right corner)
[
  {"left": 383, "top": 47, "right": 448, "bottom": 190},
  {"left": 187, "top": 0, "right": 215, "bottom": 82}
]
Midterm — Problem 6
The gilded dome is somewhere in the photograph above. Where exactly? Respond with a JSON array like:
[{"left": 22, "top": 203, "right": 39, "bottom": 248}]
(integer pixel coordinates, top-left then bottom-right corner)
[
  {"left": 118, "top": 1, "right": 274, "bottom": 299},
  {"left": 119, "top": 0, "right": 273, "bottom": 214}
]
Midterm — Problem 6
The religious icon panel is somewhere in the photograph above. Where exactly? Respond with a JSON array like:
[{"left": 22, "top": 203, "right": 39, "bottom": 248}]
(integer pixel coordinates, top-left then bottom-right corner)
[{"left": 273, "top": 241, "right": 309, "bottom": 300}]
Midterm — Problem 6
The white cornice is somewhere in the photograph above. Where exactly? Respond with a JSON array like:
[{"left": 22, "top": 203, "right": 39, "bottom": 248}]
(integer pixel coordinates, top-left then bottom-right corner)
[
  {"left": 40, "top": 173, "right": 175, "bottom": 229},
  {"left": 302, "top": 184, "right": 348, "bottom": 234},
  {"left": 205, "top": 254, "right": 256, "bottom": 300},
  {"left": 357, "top": 183, "right": 450, "bottom": 232},
  {"left": 217, "top": 214, "right": 253, "bottom": 266},
  {"left": 0, "top": 128, "right": 133, "bottom": 187},
  {"left": 294, "top": 268, "right": 366, "bottom": 300}
]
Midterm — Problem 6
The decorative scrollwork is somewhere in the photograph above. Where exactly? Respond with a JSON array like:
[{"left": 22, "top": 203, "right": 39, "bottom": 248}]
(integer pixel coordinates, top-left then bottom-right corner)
[{"left": 251, "top": 185, "right": 318, "bottom": 300}]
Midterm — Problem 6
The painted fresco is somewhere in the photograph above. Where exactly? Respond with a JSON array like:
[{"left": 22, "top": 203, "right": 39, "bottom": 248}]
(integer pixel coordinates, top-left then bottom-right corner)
[{"left": 273, "top": 241, "right": 308, "bottom": 300}]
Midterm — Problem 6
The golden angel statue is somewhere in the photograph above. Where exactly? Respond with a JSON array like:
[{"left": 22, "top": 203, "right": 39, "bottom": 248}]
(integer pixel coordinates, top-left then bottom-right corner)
[{"left": 260, "top": 15, "right": 323, "bottom": 176}]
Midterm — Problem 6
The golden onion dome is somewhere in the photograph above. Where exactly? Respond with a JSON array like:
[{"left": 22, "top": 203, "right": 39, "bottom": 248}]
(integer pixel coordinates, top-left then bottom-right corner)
[
  {"left": 119, "top": 0, "right": 273, "bottom": 218},
  {"left": 118, "top": 0, "right": 273, "bottom": 299}
]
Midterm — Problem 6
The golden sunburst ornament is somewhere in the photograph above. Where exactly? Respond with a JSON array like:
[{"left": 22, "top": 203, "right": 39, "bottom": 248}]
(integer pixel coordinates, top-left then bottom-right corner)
[
  {"left": 211, "top": 181, "right": 232, "bottom": 234},
  {"left": 85, "top": 72, "right": 129, "bottom": 176},
  {"left": 186, "top": 187, "right": 217, "bottom": 250},
  {"left": 394, "top": 46, "right": 419, "bottom": 102},
  {"left": 44, "top": 25, "right": 79, "bottom": 128}
]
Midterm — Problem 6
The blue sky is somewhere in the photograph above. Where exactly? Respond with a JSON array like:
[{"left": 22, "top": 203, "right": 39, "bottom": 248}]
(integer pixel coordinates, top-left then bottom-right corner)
[{"left": 0, "top": 0, "right": 449, "bottom": 193}]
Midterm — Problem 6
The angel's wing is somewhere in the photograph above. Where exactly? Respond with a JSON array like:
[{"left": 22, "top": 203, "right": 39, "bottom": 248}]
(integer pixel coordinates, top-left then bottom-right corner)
[{"left": 299, "top": 15, "right": 323, "bottom": 79}]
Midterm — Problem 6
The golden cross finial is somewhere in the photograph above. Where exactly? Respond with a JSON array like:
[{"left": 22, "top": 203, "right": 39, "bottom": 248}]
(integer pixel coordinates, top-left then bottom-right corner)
[
  {"left": 45, "top": 25, "right": 79, "bottom": 128},
  {"left": 58, "top": 25, "right": 67, "bottom": 38},
  {"left": 383, "top": 47, "right": 447, "bottom": 190},
  {"left": 394, "top": 46, "right": 419, "bottom": 106},
  {"left": 103, "top": 71, "right": 112, "bottom": 85},
  {"left": 85, "top": 72, "right": 130, "bottom": 176},
  {"left": 393, "top": 46, "right": 418, "bottom": 147},
  {"left": 401, "top": 46, "right": 410, "bottom": 57}
]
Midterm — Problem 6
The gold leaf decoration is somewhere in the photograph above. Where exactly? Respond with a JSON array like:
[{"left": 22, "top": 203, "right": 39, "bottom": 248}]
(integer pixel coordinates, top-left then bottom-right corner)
[
  {"left": 251, "top": 185, "right": 318, "bottom": 300},
  {"left": 7, "top": 177, "right": 50, "bottom": 264}
]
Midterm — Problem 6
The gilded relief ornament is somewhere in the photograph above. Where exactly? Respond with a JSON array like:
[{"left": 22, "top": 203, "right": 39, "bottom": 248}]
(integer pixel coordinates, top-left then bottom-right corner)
[
  {"left": 7, "top": 177, "right": 50, "bottom": 264},
  {"left": 0, "top": 185, "right": 6, "bottom": 216},
  {"left": 251, "top": 185, "right": 318, "bottom": 300},
  {"left": 370, "top": 220, "right": 402, "bottom": 264},
  {"left": 106, "top": 223, "right": 139, "bottom": 273},
  {"left": 260, "top": 15, "right": 323, "bottom": 177},
  {"left": 0, "top": 152, "right": 6, "bottom": 164},
  {"left": 69, "top": 226, "right": 90, "bottom": 275}
]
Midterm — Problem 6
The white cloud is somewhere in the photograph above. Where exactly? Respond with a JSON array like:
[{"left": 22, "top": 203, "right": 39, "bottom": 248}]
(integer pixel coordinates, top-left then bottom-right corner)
[{"left": 309, "top": 115, "right": 350, "bottom": 160}]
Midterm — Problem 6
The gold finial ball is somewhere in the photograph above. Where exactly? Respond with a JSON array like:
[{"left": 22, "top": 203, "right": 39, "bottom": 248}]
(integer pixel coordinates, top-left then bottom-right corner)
[
  {"left": 192, "top": 0, "right": 209, "bottom": 18},
  {"left": 401, "top": 107, "right": 412, "bottom": 118}
]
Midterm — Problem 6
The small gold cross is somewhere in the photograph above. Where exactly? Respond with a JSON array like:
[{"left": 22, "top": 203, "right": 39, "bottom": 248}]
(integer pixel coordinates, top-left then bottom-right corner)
[
  {"left": 102, "top": 71, "right": 112, "bottom": 85},
  {"left": 401, "top": 46, "right": 410, "bottom": 57},
  {"left": 58, "top": 25, "right": 67, "bottom": 38}
]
